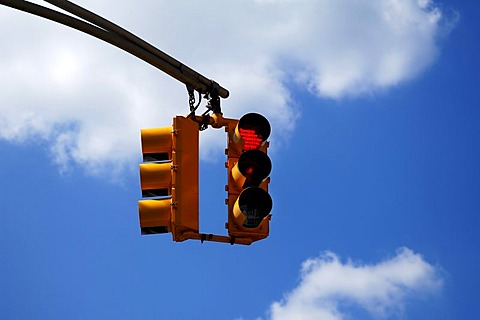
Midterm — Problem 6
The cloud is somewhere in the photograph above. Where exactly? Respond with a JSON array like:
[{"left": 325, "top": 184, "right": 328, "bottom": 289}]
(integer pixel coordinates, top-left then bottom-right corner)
[
  {"left": 0, "top": 0, "right": 454, "bottom": 177},
  {"left": 269, "top": 247, "right": 443, "bottom": 320}
]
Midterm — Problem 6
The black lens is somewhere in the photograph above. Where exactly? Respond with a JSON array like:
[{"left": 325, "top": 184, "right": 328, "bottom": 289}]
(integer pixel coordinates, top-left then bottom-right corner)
[
  {"left": 238, "top": 187, "right": 273, "bottom": 228},
  {"left": 238, "top": 149, "right": 272, "bottom": 187},
  {"left": 238, "top": 113, "right": 271, "bottom": 142}
]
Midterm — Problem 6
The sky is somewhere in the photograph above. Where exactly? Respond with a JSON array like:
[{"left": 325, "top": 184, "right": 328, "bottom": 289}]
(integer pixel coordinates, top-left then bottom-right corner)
[{"left": 0, "top": 0, "right": 479, "bottom": 319}]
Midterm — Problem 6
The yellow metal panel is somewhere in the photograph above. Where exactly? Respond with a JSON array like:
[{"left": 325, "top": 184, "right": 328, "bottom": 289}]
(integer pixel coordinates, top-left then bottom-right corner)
[
  {"left": 138, "top": 198, "right": 172, "bottom": 230},
  {"left": 226, "top": 119, "right": 241, "bottom": 158},
  {"left": 140, "top": 126, "right": 173, "bottom": 159},
  {"left": 139, "top": 162, "right": 172, "bottom": 193},
  {"left": 171, "top": 116, "right": 199, "bottom": 240},
  {"left": 231, "top": 162, "right": 246, "bottom": 190}
]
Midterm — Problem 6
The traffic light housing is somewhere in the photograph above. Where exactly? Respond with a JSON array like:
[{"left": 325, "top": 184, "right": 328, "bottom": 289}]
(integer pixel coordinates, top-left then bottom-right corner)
[
  {"left": 225, "top": 113, "right": 273, "bottom": 243},
  {"left": 138, "top": 112, "right": 272, "bottom": 245},
  {"left": 138, "top": 116, "right": 199, "bottom": 242}
]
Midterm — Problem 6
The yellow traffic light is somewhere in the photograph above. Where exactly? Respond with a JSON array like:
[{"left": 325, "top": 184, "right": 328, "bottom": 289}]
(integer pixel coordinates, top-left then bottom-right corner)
[
  {"left": 225, "top": 113, "right": 273, "bottom": 243},
  {"left": 137, "top": 112, "right": 272, "bottom": 246},
  {"left": 138, "top": 116, "right": 199, "bottom": 242}
]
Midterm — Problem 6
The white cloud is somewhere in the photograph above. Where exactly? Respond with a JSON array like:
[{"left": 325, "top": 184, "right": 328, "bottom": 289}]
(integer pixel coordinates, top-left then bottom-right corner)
[
  {"left": 0, "top": 0, "right": 454, "bottom": 177},
  {"left": 269, "top": 248, "right": 443, "bottom": 320}
]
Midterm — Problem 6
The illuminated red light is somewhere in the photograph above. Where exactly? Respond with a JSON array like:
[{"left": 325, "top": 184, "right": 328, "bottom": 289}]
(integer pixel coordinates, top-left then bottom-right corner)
[
  {"left": 245, "top": 166, "right": 255, "bottom": 176},
  {"left": 240, "top": 128, "right": 263, "bottom": 150}
]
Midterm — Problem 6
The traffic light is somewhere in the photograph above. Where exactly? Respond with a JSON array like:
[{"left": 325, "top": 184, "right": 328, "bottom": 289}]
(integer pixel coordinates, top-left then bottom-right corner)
[
  {"left": 138, "top": 116, "right": 199, "bottom": 242},
  {"left": 225, "top": 113, "right": 273, "bottom": 244}
]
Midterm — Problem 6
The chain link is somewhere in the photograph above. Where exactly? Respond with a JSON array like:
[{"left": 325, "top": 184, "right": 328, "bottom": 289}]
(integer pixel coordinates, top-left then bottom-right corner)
[{"left": 188, "top": 89, "right": 196, "bottom": 114}]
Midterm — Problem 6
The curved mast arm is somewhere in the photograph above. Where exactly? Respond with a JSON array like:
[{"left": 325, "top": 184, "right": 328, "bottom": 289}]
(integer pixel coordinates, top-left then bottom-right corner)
[{"left": 0, "top": 0, "right": 229, "bottom": 99}]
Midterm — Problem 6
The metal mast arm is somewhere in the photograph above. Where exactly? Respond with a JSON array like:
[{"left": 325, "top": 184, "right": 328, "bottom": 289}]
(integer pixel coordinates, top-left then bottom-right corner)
[{"left": 0, "top": 0, "right": 229, "bottom": 99}]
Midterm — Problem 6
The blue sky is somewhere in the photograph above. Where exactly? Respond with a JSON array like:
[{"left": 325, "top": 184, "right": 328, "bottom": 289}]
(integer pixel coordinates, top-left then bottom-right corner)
[{"left": 1, "top": 0, "right": 479, "bottom": 319}]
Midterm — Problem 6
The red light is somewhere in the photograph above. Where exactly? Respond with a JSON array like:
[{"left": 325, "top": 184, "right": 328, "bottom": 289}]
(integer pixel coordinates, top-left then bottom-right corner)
[
  {"left": 245, "top": 166, "right": 255, "bottom": 176},
  {"left": 240, "top": 128, "right": 263, "bottom": 150}
]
